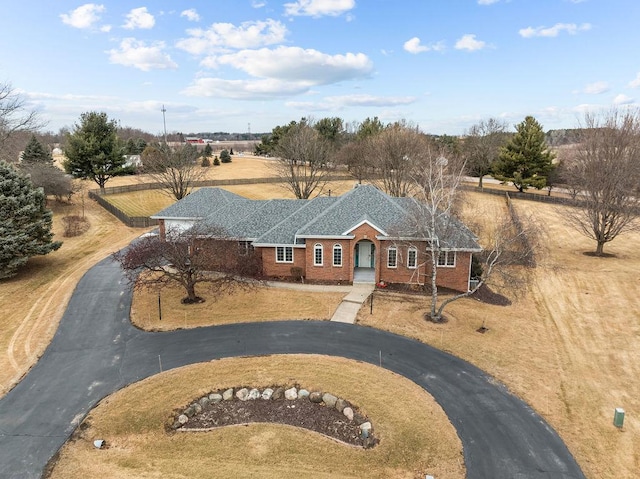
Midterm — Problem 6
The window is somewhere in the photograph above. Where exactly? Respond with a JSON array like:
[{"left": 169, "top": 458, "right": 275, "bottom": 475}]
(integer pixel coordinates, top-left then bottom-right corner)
[
  {"left": 314, "top": 243, "right": 323, "bottom": 266},
  {"left": 276, "top": 246, "right": 293, "bottom": 263},
  {"left": 387, "top": 246, "right": 397, "bottom": 268},
  {"left": 407, "top": 247, "right": 417, "bottom": 269},
  {"left": 437, "top": 251, "right": 456, "bottom": 267},
  {"left": 333, "top": 244, "right": 342, "bottom": 267},
  {"left": 238, "top": 241, "right": 253, "bottom": 256}
]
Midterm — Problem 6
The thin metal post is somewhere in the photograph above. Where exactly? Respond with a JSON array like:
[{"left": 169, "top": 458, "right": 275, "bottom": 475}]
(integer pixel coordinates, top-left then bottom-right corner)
[{"left": 158, "top": 290, "right": 162, "bottom": 321}]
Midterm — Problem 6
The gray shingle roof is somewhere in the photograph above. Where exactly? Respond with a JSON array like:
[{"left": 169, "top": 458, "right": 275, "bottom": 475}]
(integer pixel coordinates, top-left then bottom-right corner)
[
  {"left": 150, "top": 188, "right": 247, "bottom": 219},
  {"left": 151, "top": 185, "right": 480, "bottom": 251}
]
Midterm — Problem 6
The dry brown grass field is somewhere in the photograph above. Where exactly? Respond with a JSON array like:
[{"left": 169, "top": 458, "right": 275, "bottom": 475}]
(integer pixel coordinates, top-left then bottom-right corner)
[
  {"left": 357, "top": 193, "right": 640, "bottom": 479},
  {"left": 131, "top": 285, "right": 345, "bottom": 331},
  {"left": 48, "top": 355, "right": 465, "bottom": 479}
]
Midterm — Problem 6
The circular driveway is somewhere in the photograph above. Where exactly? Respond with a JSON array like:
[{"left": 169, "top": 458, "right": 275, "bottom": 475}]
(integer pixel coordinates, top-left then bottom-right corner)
[{"left": 0, "top": 256, "right": 585, "bottom": 478}]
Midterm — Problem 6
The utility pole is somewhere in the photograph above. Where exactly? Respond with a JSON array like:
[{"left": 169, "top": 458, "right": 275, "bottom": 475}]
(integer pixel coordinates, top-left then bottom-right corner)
[{"left": 161, "top": 105, "right": 167, "bottom": 144}]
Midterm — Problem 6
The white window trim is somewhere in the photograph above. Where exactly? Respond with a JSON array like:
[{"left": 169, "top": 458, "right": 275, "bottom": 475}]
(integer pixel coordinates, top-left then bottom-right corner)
[
  {"left": 276, "top": 246, "right": 294, "bottom": 263},
  {"left": 407, "top": 247, "right": 417, "bottom": 269},
  {"left": 314, "top": 243, "right": 323, "bottom": 266},
  {"left": 387, "top": 246, "right": 398, "bottom": 268},
  {"left": 333, "top": 244, "right": 343, "bottom": 267},
  {"left": 437, "top": 251, "right": 456, "bottom": 268}
]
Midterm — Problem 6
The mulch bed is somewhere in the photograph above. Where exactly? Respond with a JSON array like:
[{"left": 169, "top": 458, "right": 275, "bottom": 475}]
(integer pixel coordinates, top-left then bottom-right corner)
[{"left": 180, "top": 398, "right": 371, "bottom": 447}]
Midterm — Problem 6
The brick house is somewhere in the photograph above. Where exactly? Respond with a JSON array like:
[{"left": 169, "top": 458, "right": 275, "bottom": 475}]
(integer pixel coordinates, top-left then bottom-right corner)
[{"left": 151, "top": 184, "right": 481, "bottom": 292}]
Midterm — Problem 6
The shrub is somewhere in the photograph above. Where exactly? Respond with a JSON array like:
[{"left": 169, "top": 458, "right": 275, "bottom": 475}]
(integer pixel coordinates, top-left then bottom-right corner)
[
  {"left": 201, "top": 156, "right": 211, "bottom": 167},
  {"left": 220, "top": 149, "right": 231, "bottom": 163},
  {"left": 213, "top": 156, "right": 220, "bottom": 166}
]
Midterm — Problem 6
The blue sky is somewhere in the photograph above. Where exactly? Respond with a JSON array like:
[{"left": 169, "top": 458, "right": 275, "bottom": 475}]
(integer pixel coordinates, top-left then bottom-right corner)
[{"left": 1, "top": 0, "right": 638, "bottom": 136}]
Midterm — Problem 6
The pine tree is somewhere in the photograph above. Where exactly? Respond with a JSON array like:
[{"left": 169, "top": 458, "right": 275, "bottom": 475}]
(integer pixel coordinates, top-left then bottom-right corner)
[
  {"left": 203, "top": 143, "right": 213, "bottom": 158},
  {"left": 220, "top": 149, "right": 232, "bottom": 163},
  {"left": 21, "top": 135, "right": 53, "bottom": 164},
  {"left": 0, "top": 161, "right": 62, "bottom": 279},
  {"left": 213, "top": 155, "right": 220, "bottom": 166},
  {"left": 63, "top": 111, "right": 127, "bottom": 191},
  {"left": 492, "top": 116, "right": 555, "bottom": 192}
]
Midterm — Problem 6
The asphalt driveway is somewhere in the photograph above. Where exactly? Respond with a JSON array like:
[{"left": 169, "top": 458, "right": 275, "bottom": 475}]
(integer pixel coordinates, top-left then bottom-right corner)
[{"left": 0, "top": 255, "right": 585, "bottom": 479}]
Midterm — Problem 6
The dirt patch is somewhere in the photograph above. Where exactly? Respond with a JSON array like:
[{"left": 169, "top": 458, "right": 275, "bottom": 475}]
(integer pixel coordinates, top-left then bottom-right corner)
[{"left": 180, "top": 396, "right": 375, "bottom": 448}]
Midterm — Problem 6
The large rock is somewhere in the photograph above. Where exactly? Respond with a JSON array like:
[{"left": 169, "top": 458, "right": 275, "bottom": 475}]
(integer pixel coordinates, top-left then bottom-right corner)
[
  {"left": 335, "top": 398, "right": 349, "bottom": 412},
  {"left": 208, "top": 393, "right": 223, "bottom": 403},
  {"left": 342, "top": 407, "right": 354, "bottom": 421},
  {"left": 308, "top": 392, "right": 324, "bottom": 403},
  {"left": 193, "top": 403, "right": 203, "bottom": 414},
  {"left": 322, "top": 393, "right": 337, "bottom": 408},
  {"left": 284, "top": 387, "right": 298, "bottom": 400},
  {"left": 199, "top": 396, "right": 210, "bottom": 407},
  {"left": 178, "top": 414, "right": 189, "bottom": 425},
  {"left": 236, "top": 388, "right": 250, "bottom": 401},
  {"left": 261, "top": 388, "right": 274, "bottom": 400},
  {"left": 359, "top": 421, "right": 372, "bottom": 438},
  {"left": 353, "top": 412, "right": 366, "bottom": 425},
  {"left": 222, "top": 388, "right": 234, "bottom": 401},
  {"left": 248, "top": 388, "right": 261, "bottom": 400},
  {"left": 272, "top": 387, "right": 285, "bottom": 400},
  {"left": 298, "top": 389, "right": 310, "bottom": 399},
  {"left": 184, "top": 406, "right": 196, "bottom": 418}
]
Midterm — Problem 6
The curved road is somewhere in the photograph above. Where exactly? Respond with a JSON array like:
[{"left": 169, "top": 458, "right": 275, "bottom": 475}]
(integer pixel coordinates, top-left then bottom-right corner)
[{"left": 0, "top": 256, "right": 585, "bottom": 479}]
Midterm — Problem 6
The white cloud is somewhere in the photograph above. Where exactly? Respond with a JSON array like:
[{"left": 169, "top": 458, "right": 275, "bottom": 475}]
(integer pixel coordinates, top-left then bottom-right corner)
[
  {"left": 252, "top": 0, "right": 267, "bottom": 7},
  {"left": 107, "top": 38, "right": 177, "bottom": 71},
  {"left": 123, "top": 7, "right": 155, "bottom": 30},
  {"left": 60, "top": 3, "right": 105, "bottom": 29},
  {"left": 206, "top": 46, "right": 373, "bottom": 85},
  {"left": 519, "top": 23, "right": 591, "bottom": 38},
  {"left": 287, "top": 94, "right": 417, "bottom": 111},
  {"left": 613, "top": 94, "right": 634, "bottom": 105},
  {"left": 182, "top": 78, "right": 311, "bottom": 99},
  {"left": 284, "top": 0, "right": 355, "bottom": 17},
  {"left": 629, "top": 73, "right": 640, "bottom": 88},
  {"left": 180, "top": 9, "right": 200, "bottom": 22},
  {"left": 582, "top": 81, "right": 610, "bottom": 94},
  {"left": 478, "top": 0, "right": 500, "bottom": 4},
  {"left": 176, "top": 19, "right": 287, "bottom": 54},
  {"left": 454, "top": 34, "right": 486, "bottom": 51},
  {"left": 403, "top": 37, "right": 444, "bottom": 54}
]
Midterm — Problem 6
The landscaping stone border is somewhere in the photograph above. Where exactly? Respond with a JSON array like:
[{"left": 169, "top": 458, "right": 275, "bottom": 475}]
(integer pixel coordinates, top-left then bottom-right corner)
[{"left": 171, "top": 386, "right": 376, "bottom": 448}]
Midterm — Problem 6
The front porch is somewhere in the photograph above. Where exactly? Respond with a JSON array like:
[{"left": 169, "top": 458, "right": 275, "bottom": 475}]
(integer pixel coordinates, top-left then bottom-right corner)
[{"left": 353, "top": 267, "right": 375, "bottom": 284}]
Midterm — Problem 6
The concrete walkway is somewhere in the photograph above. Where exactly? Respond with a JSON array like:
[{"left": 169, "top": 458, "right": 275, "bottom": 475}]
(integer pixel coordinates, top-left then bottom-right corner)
[
  {"left": 330, "top": 284, "right": 374, "bottom": 323},
  {"left": 265, "top": 280, "right": 374, "bottom": 323}
]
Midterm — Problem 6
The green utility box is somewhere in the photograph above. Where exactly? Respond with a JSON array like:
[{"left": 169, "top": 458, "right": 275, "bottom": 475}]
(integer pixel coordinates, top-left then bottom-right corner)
[{"left": 614, "top": 408, "right": 625, "bottom": 428}]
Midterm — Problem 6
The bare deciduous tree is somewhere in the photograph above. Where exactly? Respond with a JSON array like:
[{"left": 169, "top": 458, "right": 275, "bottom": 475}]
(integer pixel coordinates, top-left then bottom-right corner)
[
  {"left": 272, "top": 121, "right": 333, "bottom": 199},
  {"left": 463, "top": 118, "right": 509, "bottom": 189},
  {"left": 565, "top": 109, "right": 640, "bottom": 255},
  {"left": 141, "top": 143, "right": 204, "bottom": 200},
  {"left": 0, "top": 83, "right": 45, "bottom": 163},
  {"left": 397, "top": 150, "right": 538, "bottom": 322},
  {"left": 369, "top": 122, "right": 431, "bottom": 197},
  {"left": 113, "top": 225, "right": 261, "bottom": 304}
]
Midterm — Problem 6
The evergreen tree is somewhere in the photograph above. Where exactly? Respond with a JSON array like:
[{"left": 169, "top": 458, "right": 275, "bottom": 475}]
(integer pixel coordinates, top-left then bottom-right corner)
[
  {"left": 63, "top": 111, "right": 127, "bottom": 191},
  {"left": 213, "top": 155, "right": 220, "bottom": 166},
  {"left": 493, "top": 116, "right": 555, "bottom": 192},
  {"left": 0, "top": 161, "right": 62, "bottom": 279},
  {"left": 220, "top": 149, "right": 232, "bottom": 163},
  {"left": 201, "top": 156, "right": 211, "bottom": 167},
  {"left": 21, "top": 135, "right": 53, "bottom": 165},
  {"left": 203, "top": 143, "right": 213, "bottom": 158}
]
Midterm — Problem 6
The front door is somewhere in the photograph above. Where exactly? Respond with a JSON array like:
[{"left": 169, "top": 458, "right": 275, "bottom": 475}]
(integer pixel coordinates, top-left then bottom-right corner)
[{"left": 355, "top": 241, "right": 375, "bottom": 268}]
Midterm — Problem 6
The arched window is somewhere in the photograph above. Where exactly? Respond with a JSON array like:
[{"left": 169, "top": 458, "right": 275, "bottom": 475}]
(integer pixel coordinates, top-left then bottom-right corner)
[
  {"left": 314, "top": 243, "right": 323, "bottom": 266},
  {"left": 333, "top": 244, "right": 343, "bottom": 267}
]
